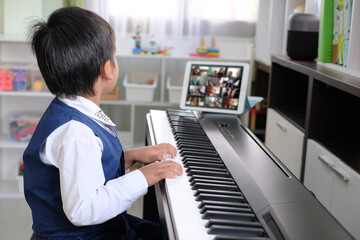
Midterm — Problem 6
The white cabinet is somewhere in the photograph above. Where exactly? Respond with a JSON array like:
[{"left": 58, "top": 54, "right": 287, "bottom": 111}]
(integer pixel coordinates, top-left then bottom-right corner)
[
  {"left": 265, "top": 108, "right": 304, "bottom": 179},
  {"left": 304, "top": 139, "right": 360, "bottom": 239}
]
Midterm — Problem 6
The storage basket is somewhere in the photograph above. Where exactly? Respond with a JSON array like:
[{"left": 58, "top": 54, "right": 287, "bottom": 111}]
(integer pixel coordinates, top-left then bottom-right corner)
[
  {"left": 166, "top": 73, "right": 184, "bottom": 104},
  {"left": 123, "top": 72, "right": 158, "bottom": 101}
]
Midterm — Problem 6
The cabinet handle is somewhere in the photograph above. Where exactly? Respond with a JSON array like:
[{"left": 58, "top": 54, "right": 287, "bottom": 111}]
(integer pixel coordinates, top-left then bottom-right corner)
[
  {"left": 276, "top": 122, "right": 287, "bottom": 132},
  {"left": 317, "top": 155, "right": 333, "bottom": 168},
  {"left": 330, "top": 165, "right": 349, "bottom": 182}
]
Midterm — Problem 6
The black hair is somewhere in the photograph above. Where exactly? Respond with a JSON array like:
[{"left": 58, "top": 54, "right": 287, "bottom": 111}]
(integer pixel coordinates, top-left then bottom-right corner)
[{"left": 28, "top": 6, "right": 116, "bottom": 97}]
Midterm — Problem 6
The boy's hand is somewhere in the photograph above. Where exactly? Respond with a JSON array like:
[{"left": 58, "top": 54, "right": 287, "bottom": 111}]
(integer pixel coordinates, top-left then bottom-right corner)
[
  {"left": 125, "top": 143, "right": 177, "bottom": 167},
  {"left": 139, "top": 160, "right": 183, "bottom": 187}
]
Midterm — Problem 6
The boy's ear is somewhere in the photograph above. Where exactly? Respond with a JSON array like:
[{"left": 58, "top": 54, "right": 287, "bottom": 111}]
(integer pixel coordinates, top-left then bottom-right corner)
[{"left": 101, "top": 60, "right": 113, "bottom": 79}]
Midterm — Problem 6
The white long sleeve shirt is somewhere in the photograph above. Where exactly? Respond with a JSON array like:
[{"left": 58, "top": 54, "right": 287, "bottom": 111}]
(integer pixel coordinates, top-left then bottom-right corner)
[{"left": 40, "top": 96, "right": 148, "bottom": 226}]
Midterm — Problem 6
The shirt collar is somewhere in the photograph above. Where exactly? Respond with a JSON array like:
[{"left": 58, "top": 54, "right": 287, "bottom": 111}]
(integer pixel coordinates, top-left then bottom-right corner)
[{"left": 58, "top": 96, "right": 116, "bottom": 127}]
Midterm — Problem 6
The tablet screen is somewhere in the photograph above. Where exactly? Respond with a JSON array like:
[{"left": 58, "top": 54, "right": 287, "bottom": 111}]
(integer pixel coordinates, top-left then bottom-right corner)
[{"left": 180, "top": 61, "right": 250, "bottom": 114}]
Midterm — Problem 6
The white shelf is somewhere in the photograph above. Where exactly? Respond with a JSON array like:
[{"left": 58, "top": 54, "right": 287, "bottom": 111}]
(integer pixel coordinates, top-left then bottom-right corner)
[
  {"left": 0, "top": 180, "right": 23, "bottom": 198},
  {"left": 0, "top": 136, "right": 28, "bottom": 149},
  {"left": 116, "top": 52, "right": 252, "bottom": 62},
  {"left": 0, "top": 91, "right": 52, "bottom": 97}
]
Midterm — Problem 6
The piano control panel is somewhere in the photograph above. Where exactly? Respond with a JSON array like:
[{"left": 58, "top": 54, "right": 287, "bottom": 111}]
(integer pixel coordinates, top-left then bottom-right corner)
[{"left": 217, "top": 121, "right": 234, "bottom": 140}]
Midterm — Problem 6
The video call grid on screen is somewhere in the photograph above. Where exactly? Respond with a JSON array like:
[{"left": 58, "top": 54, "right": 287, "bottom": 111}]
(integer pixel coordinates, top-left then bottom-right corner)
[{"left": 180, "top": 61, "right": 249, "bottom": 115}]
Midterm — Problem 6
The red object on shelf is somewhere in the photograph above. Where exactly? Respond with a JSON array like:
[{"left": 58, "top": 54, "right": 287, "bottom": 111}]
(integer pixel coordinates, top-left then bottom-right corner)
[{"left": 250, "top": 108, "right": 267, "bottom": 114}]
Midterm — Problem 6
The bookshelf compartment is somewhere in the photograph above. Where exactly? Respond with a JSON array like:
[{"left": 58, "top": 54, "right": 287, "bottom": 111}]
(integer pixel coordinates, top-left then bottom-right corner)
[
  {"left": 309, "top": 80, "right": 360, "bottom": 174},
  {"left": 269, "top": 62, "right": 309, "bottom": 130}
]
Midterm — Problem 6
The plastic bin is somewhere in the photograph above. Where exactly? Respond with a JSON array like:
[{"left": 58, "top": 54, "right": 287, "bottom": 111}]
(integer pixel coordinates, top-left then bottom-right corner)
[
  {"left": 166, "top": 73, "right": 184, "bottom": 104},
  {"left": 0, "top": 62, "right": 31, "bottom": 91},
  {"left": 123, "top": 72, "right": 158, "bottom": 101},
  {"left": 29, "top": 65, "right": 48, "bottom": 92},
  {"left": 8, "top": 113, "right": 41, "bottom": 141}
]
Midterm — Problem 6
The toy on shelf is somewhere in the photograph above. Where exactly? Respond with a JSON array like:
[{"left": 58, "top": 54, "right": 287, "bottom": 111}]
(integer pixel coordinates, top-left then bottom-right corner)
[
  {"left": 207, "top": 37, "right": 220, "bottom": 57},
  {"left": 0, "top": 67, "right": 27, "bottom": 91},
  {"left": 196, "top": 36, "right": 208, "bottom": 55},
  {"left": 19, "top": 162, "right": 24, "bottom": 176},
  {"left": 190, "top": 36, "right": 220, "bottom": 58},
  {"left": 8, "top": 114, "right": 40, "bottom": 141},
  {"left": 132, "top": 26, "right": 173, "bottom": 56},
  {"left": 149, "top": 35, "right": 157, "bottom": 55},
  {"left": 132, "top": 25, "right": 145, "bottom": 54}
]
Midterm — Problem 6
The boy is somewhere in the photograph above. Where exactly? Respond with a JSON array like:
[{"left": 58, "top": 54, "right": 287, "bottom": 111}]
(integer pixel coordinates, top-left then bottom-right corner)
[{"left": 23, "top": 6, "right": 182, "bottom": 240}]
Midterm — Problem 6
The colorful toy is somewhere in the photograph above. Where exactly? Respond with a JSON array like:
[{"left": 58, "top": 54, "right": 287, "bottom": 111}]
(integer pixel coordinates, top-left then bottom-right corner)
[
  {"left": 196, "top": 36, "right": 208, "bottom": 55},
  {"left": 131, "top": 26, "right": 173, "bottom": 56},
  {"left": 190, "top": 36, "right": 220, "bottom": 58},
  {"left": 149, "top": 35, "right": 157, "bottom": 55},
  {"left": 9, "top": 115, "right": 39, "bottom": 141},
  {"left": 132, "top": 25, "right": 145, "bottom": 54},
  {"left": 19, "top": 163, "right": 24, "bottom": 176},
  {"left": 0, "top": 67, "right": 28, "bottom": 91},
  {"left": 12, "top": 69, "right": 27, "bottom": 91},
  {"left": 207, "top": 37, "right": 220, "bottom": 57},
  {"left": 0, "top": 69, "right": 13, "bottom": 91}
]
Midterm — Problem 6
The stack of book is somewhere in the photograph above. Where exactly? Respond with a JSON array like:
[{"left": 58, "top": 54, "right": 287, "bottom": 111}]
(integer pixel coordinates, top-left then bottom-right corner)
[{"left": 318, "top": 0, "right": 353, "bottom": 66}]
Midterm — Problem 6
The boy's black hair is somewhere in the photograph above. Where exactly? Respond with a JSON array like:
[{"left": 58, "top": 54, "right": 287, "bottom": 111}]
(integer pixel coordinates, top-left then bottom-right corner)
[{"left": 28, "top": 6, "right": 116, "bottom": 97}]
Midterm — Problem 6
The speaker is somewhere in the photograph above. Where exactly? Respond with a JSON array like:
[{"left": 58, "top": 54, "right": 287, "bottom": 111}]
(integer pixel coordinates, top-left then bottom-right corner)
[{"left": 286, "top": 13, "right": 319, "bottom": 61}]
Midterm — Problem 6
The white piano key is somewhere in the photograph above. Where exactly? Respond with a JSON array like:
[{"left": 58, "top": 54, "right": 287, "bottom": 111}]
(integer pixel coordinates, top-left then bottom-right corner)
[{"left": 150, "top": 110, "right": 215, "bottom": 240}]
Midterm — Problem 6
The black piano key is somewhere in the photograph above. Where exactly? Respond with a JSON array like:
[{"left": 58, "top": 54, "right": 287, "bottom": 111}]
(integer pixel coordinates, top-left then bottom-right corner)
[
  {"left": 176, "top": 140, "right": 213, "bottom": 147},
  {"left": 206, "top": 219, "right": 262, "bottom": 228},
  {"left": 189, "top": 175, "right": 235, "bottom": 183},
  {"left": 208, "top": 225, "right": 266, "bottom": 237},
  {"left": 173, "top": 129, "right": 205, "bottom": 136},
  {"left": 187, "top": 169, "right": 230, "bottom": 178},
  {"left": 171, "top": 125, "right": 204, "bottom": 131},
  {"left": 170, "top": 121, "right": 202, "bottom": 128},
  {"left": 194, "top": 189, "right": 242, "bottom": 197},
  {"left": 191, "top": 183, "right": 238, "bottom": 191},
  {"left": 180, "top": 148, "right": 218, "bottom": 156},
  {"left": 202, "top": 210, "right": 255, "bottom": 221},
  {"left": 186, "top": 166, "right": 228, "bottom": 174},
  {"left": 198, "top": 200, "right": 250, "bottom": 209},
  {"left": 190, "top": 178, "right": 236, "bottom": 186},
  {"left": 184, "top": 161, "right": 225, "bottom": 169},
  {"left": 181, "top": 151, "right": 219, "bottom": 159},
  {"left": 200, "top": 205, "right": 251, "bottom": 214},
  {"left": 195, "top": 193, "right": 245, "bottom": 203},
  {"left": 183, "top": 157, "right": 223, "bottom": 164},
  {"left": 167, "top": 110, "right": 195, "bottom": 117},
  {"left": 175, "top": 134, "right": 209, "bottom": 142},
  {"left": 214, "top": 235, "right": 269, "bottom": 240},
  {"left": 168, "top": 116, "right": 198, "bottom": 124},
  {"left": 177, "top": 143, "right": 215, "bottom": 151}
]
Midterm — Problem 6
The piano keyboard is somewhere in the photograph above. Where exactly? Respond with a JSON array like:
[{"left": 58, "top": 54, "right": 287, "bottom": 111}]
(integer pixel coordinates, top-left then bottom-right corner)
[
  {"left": 151, "top": 109, "right": 268, "bottom": 240},
  {"left": 147, "top": 109, "right": 355, "bottom": 240}
]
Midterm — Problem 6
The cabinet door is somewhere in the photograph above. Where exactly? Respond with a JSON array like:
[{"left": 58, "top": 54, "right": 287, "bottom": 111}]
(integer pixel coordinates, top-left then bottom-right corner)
[
  {"left": 265, "top": 108, "right": 304, "bottom": 178},
  {"left": 331, "top": 159, "right": 360, "bottom": 239},
  {"left": 303, "top": 139, "right": 334, "bottom": 210}
]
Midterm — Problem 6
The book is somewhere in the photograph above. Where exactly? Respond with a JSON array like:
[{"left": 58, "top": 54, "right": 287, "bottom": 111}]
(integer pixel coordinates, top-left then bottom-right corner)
[
  {"left": 318, "top": 0, "right": 334, "bottom": 62},
  {"left": 343, "top": 0, "right": 353, "bottom": 67},
  {"left": 333, "top": 0, "right": 344, "bottom": 65}
]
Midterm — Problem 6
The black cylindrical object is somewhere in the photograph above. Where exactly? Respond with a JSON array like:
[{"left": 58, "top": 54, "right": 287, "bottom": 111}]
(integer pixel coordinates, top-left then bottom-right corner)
[{"left": 286, "top": 13, "right": 319, "bottom": 61}]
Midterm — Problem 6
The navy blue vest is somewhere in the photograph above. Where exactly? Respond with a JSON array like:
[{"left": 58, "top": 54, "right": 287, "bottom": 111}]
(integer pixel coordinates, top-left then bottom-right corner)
[{"left": 23, "top": 97, "right": 125, "bottom": 238}]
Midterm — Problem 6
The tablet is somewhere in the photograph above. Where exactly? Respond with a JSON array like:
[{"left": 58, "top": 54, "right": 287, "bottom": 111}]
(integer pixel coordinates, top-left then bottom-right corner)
[{"left": 180, "top": 61, "right": 250, "bottom": 114}]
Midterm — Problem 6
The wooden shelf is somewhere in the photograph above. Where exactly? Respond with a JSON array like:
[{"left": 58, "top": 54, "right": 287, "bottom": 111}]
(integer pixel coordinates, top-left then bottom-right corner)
[{"left": 268, "top": 54, "right": 360, "bottom": 178}]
